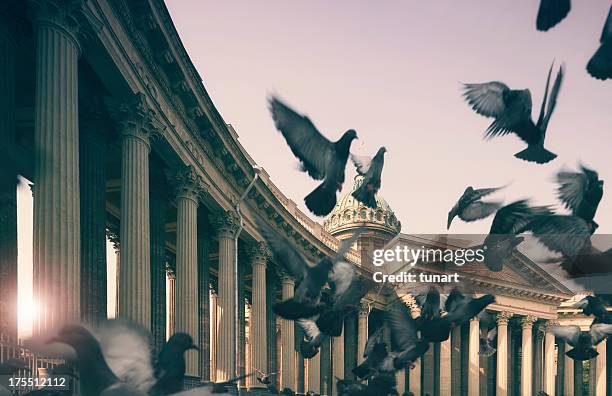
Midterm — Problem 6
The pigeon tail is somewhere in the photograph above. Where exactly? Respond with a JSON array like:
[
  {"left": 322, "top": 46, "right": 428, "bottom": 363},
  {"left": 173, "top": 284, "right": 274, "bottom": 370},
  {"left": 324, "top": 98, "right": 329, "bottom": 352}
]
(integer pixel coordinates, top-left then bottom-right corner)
[
  {"left": 351, "top": 361, "right": 373, "bottom": 379},
  {"left": 300, "top": 339, "right": 320, "bottom": 359},
  {"left": 587, "top": 41, "right": 612, "bottom": 81},
  {"left": 304, "top": 182, "right": 337, "bottom": 216},
  {"left": 351, "top": 185, "right": 377, "bottom": 209},
  {"left": 273, "top": 299, "right": 326, "bottom": 320},
  {"left": 514, "top": 146, "right": 557, "bottom": 164},
  {"left": 566, "top": 347, "right": 599, "bottom": 361},
  {"left": 479, "top": 343, "right": 497, "bottom": 357}
]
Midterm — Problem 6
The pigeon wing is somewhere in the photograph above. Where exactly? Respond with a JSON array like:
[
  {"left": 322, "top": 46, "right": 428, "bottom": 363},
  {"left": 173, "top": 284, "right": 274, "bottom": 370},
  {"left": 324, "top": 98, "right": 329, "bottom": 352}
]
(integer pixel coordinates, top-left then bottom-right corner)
[
  {"left": 484, "top": 90, "right": 537, "bottom": 142},
  {"left": 462, "top": 82, "right": 510, "bottom": 118},
  {"left": 489, "top": 200, "right": 553, "bottom": 234},
  {"left": 328, "top": 261, "right": 355, "bottom": 298},
  {"left": 557, "top": 170, "right": 587, "bottom": 213},
  {"left": 363, "top": 327, "right": 384, "bottom": 358},
  {"left": 573, "top": 297, "right": 591, "bottom": 309},
  {"left": 459, "top": 201, "right": 502, "bottom": 222},
  {"left": 536, "top": 0, "right": 571, "bottom": 31},
  {"left": 386, "top": 301, "right": 419, "bottom": 353},
  {"left": 269, "top": 97, "right": 334, "bottom": 180},
  {"left": 529, "top": 215, "right": 592, "bottom": 257},
  {"left": 590, "top": 323, "right": 612, "bottom": 345},
  {"left": 552, "top": 325, "right": 581, "bottom": 346},
  {"left": 296, "top": 319, "right": 321, "bottom": 341},
  {"left": 351, "top": 154, "right": 372, "bottom": 176},
  {"left": 256, "top": 217, "right": 308, "bottom": 282},
  {"left": 95, "top": 319, "right": 156, "bottom": 394},
  {"left": 601, "top": 5, "right": 612, "bottom": 43},
  {"left": 470, "top": 186, "right": 505, "bottom": 201},
  {"left": 541, "top": 64, "right": 564, "bottom": 134}
]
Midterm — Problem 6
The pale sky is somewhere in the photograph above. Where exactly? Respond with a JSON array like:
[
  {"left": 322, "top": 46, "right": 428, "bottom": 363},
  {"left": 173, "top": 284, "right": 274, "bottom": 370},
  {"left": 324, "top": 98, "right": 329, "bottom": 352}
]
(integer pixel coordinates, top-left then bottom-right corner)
[{"left": 165, "top": 0, "right": 612, "bottom": 234}]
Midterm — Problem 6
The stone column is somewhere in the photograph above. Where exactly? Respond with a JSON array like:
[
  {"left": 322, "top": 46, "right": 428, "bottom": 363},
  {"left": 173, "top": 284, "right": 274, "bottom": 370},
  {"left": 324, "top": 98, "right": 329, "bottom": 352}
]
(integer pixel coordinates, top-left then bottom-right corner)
[
  {"left": 534, "top": 323, "right": 544, "bottom": 394},
  {"left": 357, "top": 302, "right": 369, "bottom": 364},
  {"left": 468, "top": 317, "right": 480, "bottom": 396},
  {"left": 409, "top": 357, "right": 421, "bottom": 395},
  {"left": 174, "top": 166, "right": 204, "bottom": 377},
  {"left": 106, "top": 93, "right": 162, "bottom": 329},
  {"left": 440, "top": 337, "right": 452, "bottom": 396},
  {"left": 396, "top": 369, "right": 405, "bottom": 395},
  {"left": 280, "top": 275, "right": 296, "bottom": 391},
  {"left": 332, "top": 329, "right": 344, "bottom": 396},
  {"left": 107, "top": 229, "right": 120, "bottom": 318},
  {"left": 248, "top": 242, "right": 271, "bottom": 388},
  {"left": 543, "top": 321, "right": 557, "bottom": 396},
  {"left": 0, "top": 13, "right": 18, "bottom": 340},
  {"left": 307, "top": 353, "right": 321, "bottom": 394},
  {"left": 237, "top": 261, "right": 246, "bottom": 388},
  {"left": 210, "top": 289, "right": 218, "bottom": 382},
  {"left": 150, "top": 164, "right": 168, "bottom": 355},
  {"left": 564, "top": 350, "right": 574, "bottom": 396},
  {"left": 167, "top": 265, "right": 176, "bottom": 337},
  {"left": 266, "top": 274, "right": 279, "bottom": 387},
  {"left": 496, "top": 311, "right": 513, "bottom": 396},
  {"left": 451, "top": 326, "right": 462, "bottom": 394},
  {"left": 31, "top": 0, "right": 82, "bottom": 332},
  {"left": 212, "top": 211, "right": 240, "bottom": 382},
  {"left": 197, "top": 211, "right": 211, "bottom": 382},
  {"left": 520, "top": 315, "right": 537, "bottom": 396},
  {"left": 595, "top": 339, "right": 606, "bottom": 396}
]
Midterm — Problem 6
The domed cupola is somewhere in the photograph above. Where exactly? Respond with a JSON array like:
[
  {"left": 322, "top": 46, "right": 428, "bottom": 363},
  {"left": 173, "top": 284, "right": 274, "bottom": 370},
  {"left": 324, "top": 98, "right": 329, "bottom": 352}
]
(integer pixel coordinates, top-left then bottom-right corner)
[{"left": 323, "top": 175, "right": 401, "bottom": 238}]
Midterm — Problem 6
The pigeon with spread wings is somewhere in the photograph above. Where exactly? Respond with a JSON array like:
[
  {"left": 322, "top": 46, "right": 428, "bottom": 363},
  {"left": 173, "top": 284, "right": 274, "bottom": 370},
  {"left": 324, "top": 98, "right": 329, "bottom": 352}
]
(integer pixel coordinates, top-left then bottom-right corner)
[
  {"left": 556, "top": 164, "right": 604, "bottom": 233},
  {"left": 268, "top": 96, "right": 358, "bottom": 216},
  {"left": 553, "top": 323, "right": 612, "bottom": 361},
  {"left": 447, "top": 186, "right": 504, "bottom": 229},
  {"left": 462, "top": 62, "right": 563, "bottom": 164},
  {"left": 587, "top": 5, "right": 612, "bottom": 80},
  {"left": 351, "top": 147, "right": 387, "bottom": 209}
]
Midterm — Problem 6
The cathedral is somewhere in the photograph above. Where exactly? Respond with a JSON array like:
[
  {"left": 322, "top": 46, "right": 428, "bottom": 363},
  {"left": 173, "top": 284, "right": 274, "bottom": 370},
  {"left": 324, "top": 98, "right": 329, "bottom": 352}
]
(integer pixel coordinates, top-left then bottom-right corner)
[{"left": 0, "top": 1, "right": 608, "bottom": 396}]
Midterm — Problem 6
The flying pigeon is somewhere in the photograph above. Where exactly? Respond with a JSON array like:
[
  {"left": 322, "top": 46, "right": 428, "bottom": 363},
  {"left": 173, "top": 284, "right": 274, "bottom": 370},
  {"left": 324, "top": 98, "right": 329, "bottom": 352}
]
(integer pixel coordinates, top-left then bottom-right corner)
[
  {"left": 150, "top": 333, "right": 199, "bottom": 396},
  {"left": 553, "top": 323, "right": 612, "bottom": 361},
  {"left": 351, "top": 147, "right": 387, "bottom": 209},
  {"left": 296, "top": 318, "right": 327, "bottom": 359},
  {"left": 414, "top": 285, "right": 443, "bottom": 320},
  {"left": 587, "top": 5, "right": 612, "bottom": 80},
  {"left": 482, "top": 200, "right": 553, "bottom": 271},
  {"left": 268, "top": 96, "right": 358, "bottom": 216},
  {"left": 447, "top": 186, "right": 504, "bottom": 229},
  {"left": 556, "top": 164, "right": 604, "bottom": 233},
  {"left": 255, "top": 369, "right": 277, "bottom": 385},
  {"left": 257, "top": 217, "right": 359, "bottom": 320},
  {"left": 462, "top": 62, "right": 564, "bottom": 164},
  {"left": 573, "top": 295, "right": 612, "bottom": 324},
  {"left": 528, "top": 214, "right": 593, "bottom": 258},
  {"left": 316, "top": 276, "right": 375, "bottom": 337},
  {"left": 478, "top": 311, "right": 497, "bottom": 357},
  {"left": 352, "top": 327, "right": 387, "bottom": 379},
  {"left": 536, "top": 0, "right": 571, "bottom": 31}
]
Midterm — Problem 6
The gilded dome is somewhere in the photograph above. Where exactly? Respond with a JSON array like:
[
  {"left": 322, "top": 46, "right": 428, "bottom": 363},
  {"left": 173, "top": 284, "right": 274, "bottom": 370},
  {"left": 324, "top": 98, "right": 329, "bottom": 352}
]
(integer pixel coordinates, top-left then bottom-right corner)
[{"left": 323, "top": 176, "right": 401, "bottom": 236}]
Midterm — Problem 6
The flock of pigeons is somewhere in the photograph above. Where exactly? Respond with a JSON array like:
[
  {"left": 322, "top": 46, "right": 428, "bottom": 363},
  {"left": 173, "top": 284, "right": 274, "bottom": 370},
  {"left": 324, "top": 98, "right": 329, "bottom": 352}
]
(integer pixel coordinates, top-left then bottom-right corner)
[{"left": 0, "top": 2, "right": 610, "bottom": 396}]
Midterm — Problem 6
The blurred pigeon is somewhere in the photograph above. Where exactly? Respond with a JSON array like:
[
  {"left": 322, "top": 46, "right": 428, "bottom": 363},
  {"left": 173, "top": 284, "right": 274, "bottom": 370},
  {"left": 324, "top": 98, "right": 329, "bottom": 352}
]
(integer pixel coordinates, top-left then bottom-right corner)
[
  {"left": 269, "top": 96, "right": 358, "bottom": 216},
  {"left": 45, "top": 324, "right": 144, "bottom": 396},
  {"left": 0, "top": 358, "right": 29, "bottom": 374},
  {"left": 529, "top": 214, "right": 592, "bottom": 258},
  {"left": 316, "top": 276, "right": 375, "bottom": 337},
  {"left": 150, "top": 333, "right": 198, "bottom": 396},
  {"left": 478, "top": 311, "right": 497, "bottom": 357},
  {"left": 587, "top": 5, "right": 612, "bottom": 80},
  {"left": 553, "top": 323, "right": 612, "bottom": 361},
  {"left": 462, "top": 62, "right": 563, "bottom": 164},
  {"left": 414, "top": 285, "right": 443, "bottom": 320},
  {"left": 255, "top": 369, "right": 277, "bottom": 385},
  {"left": 352, "top": 327, "right": 387, "bottom": 379},
  {"left": 297, "top": 318, "right": 327, "bottom": 359},
  {"left": 447, "top": 186, "right": 504, "bottom": 229},
  {"left": 351, "top": 147, "right": 387, "bottom": 209},
  {"left": 573, "top": 295, "right": 612, "bottom": 324},
  {"left": 442, "top": 289, "right": 496, "bottom": 333},
  {"left": 559, "top": 247, "right": 612, "bottom": 277},
  {"left": 482, "top": 200, "right": 553, "bottom": 271},
  {"left": 556, "top": 164, "right": 603, "bottom": 233},
  {"left": 536, "top": 0, "right": 571, "bottom": 31}
]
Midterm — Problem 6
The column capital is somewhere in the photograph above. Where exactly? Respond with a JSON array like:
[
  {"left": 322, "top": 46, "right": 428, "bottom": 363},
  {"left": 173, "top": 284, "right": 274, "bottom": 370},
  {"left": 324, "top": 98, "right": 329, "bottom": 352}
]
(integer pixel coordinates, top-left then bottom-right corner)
[
  {"left": 105, "top": 93, "right": 165, "bottom": 149},
  {"left": 539, "top": 320, "right": 559, "bottom": 333},
  {"left": 496, "top": 311, "right": 514, "bottom": 326},
  {"left": 211, "top": 210, "right": 241, "bottom": 240},
  {"left": 174, "top": 165, "right": 207, "bottom": 203},
  {"left": 280, "top": 271, "right": 295, "bottom": 286},
  {"left": 520, "top": 315, "right": 537, "bottom": 329},
  {"left": 359, "top": 301, "right": 370, "bottom": 317},
  {"left": 248, "top": 241, "right": 271, "bottom": 266},
  {"left": 29, "top": 0, "right": 83, "bottom": 53}
]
